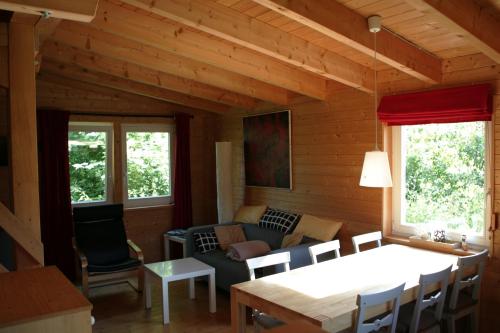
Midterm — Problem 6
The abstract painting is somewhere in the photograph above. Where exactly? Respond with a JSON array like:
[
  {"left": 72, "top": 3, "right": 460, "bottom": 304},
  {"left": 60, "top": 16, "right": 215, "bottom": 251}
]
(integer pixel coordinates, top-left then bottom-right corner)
[{"left": 243, "top": 111, "right": 291, "bottom": 189}]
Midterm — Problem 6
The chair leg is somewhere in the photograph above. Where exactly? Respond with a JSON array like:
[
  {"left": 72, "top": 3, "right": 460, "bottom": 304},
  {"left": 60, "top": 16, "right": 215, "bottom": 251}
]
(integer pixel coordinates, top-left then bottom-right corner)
[
  {"left": 82, "top": 268, "right": 89, "bottom": 298},
  {"left": 470, "top": 308, "right": 479, "bottom": 333},
  {"left": 446, "top": 317, "right": 456, "bottom": 333},
  {"left": 137, "top": 266, "right": 144, "bottom": 293}
]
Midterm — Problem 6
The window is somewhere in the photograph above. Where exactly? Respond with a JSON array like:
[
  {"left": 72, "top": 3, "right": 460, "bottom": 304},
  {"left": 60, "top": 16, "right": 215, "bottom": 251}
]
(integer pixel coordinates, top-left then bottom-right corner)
[
  {"left": 122, "top": 124, "right": 174, "bottom": 208},
  {"left": 392, "top": 121, "right": 492, "bottom": 245},
  {"left": 68, "top": 123, "right": 113, "bottom": 205}
]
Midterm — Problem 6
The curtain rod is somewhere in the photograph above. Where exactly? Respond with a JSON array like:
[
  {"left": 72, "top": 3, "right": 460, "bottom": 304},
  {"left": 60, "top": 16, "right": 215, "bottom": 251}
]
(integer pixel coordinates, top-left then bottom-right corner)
[{"left": 69, "top": 112, "right": 194, "bottom": 119}]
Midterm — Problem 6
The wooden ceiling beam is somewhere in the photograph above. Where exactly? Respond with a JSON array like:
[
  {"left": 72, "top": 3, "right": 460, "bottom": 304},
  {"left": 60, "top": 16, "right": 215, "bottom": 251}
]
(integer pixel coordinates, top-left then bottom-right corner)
[
  {"left": 0, "top": 0, "right": 99, "bottom": 22},
  {"left": 51, "top": 21, "right": 290, "bottom": 105},
  {"left": 41, "top": 39, "right": 258, "bottom": 110},
  {"left": 405, "top": 0, "right": 500, "bottom": 63},
  {"left": 120, "top": 0, "right": 374, "bottom": 93},
  {"left": 40, "top": 59, "right": 231, "bottom": 114},
  {"left": 37, "top": 74, "right": 191, "bottom": 112},
  {"left": 253, "top": 0, "right": 442, "bottom": 84},
  {"left": 92, "top": 0, "right": 327, "bottom": 101}
]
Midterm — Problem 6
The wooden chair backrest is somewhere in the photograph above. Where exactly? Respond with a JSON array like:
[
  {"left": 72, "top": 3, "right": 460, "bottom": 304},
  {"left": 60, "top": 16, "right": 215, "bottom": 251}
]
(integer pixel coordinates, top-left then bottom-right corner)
[
  {"left": 355, "top": 282, "right": 405, "bottom": 333},
  {"left": 409, "top": 265, "right": 452, "bottom": 333},
  {"left": 352, "top": 231, "right": 382, "bottom": 253},
  {"left": 246, "top": 252, "right": 291, "bottom": 281},
  {"left": 449, "top": 249, "right": 488, "bottom": 310},
  {"left": 308, "top": 240, "right": 341, "bottom": 264}
]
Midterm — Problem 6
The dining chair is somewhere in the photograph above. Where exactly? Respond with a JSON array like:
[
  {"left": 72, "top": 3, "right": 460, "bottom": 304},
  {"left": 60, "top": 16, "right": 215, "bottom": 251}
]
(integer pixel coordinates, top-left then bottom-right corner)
[
  {"left": 397, "top": 265, "right": 452, "bottom": 333},
  {"left": 308, "top": 240, "right": 341, "bottom": 264},
  {"left": 352, "top": 231, "right": 382, "bottom": 253},
  {"left": 443, "top": 249, "right": 488, "bottom": 333},
  {"left": 355, "top": 282, "right": 406, "bottom": 333},
  {"left": 246, "top": 252, "right": 291, "bottom": 333}
]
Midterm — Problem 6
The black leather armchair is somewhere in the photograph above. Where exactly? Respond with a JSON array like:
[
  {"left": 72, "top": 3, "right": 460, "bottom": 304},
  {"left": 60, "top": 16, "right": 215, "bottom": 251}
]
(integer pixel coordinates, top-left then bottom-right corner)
[{"left": 72, "top": 204, "right": 144, "bottom": 297}]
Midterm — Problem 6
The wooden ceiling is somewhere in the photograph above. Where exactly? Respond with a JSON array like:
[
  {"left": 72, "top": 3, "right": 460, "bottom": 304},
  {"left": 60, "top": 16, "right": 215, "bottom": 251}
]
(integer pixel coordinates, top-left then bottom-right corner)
[{"left": 24, "top": 0, "right": 500, "bottom": 113}]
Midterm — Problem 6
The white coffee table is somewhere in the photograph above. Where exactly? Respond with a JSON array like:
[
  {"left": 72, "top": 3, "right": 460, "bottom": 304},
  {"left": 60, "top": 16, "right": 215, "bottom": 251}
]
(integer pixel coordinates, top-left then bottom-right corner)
[{"left": 144, "top": 257, "right": 216, "bottom": 325}]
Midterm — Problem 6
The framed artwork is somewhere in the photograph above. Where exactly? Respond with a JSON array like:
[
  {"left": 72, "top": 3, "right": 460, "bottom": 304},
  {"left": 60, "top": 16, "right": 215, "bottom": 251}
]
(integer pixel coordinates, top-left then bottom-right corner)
[{"left": 243, "top": 110, "right": 291, "bottom": 189}]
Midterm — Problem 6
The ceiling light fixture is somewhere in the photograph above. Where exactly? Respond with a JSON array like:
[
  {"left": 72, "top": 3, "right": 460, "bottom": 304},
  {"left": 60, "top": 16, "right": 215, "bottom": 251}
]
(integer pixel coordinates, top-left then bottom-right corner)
[{"left": 359, "top": 15, "right": 393, "bottom": 188}]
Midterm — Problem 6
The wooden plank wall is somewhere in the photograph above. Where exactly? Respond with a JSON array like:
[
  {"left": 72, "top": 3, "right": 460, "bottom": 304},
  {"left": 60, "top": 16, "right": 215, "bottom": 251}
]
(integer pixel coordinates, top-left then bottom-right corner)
[
  {"left": 215, "top": 52, "right": 500, "bottom": 331},
  {"left": 215, "top": 92, "right": 380, "bottom": 252},
  {"left": 37, "top": 79, "right": 218, "bottom": 263}
]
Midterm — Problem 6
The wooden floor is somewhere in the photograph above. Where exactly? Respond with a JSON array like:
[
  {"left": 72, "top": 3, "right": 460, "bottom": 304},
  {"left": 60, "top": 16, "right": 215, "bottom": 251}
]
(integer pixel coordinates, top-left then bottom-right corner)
[
  {"left": 90, "top": 280, "right": 249, "bottom": 333},
  {"left": 88, "top": 278, "right": 488, "bottom": 333}
]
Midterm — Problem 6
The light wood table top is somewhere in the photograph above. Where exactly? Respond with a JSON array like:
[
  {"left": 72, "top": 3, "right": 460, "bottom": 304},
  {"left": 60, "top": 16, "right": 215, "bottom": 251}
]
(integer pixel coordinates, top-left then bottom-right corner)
[
  {"left": 231, "top": 244, "right": 461, "bottom": 333},
  {"left": 0, "top": 266, "right": 92, "bottom": 328}
]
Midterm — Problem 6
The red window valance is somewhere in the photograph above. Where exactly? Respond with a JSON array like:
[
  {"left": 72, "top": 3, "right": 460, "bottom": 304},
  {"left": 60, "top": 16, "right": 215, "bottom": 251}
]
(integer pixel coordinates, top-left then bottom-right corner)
[{"left": 377, "top": 84, "right": 492, "bottom": 126}]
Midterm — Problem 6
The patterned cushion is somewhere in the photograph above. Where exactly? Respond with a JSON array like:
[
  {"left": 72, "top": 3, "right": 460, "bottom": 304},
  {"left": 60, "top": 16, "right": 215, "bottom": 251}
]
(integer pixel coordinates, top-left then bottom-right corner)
[
  {"left": 194, "top": 232, "right": 219, "bottom": 253},
  {"left": 258, "top": 208, "right": 300, "bottom": 234}
]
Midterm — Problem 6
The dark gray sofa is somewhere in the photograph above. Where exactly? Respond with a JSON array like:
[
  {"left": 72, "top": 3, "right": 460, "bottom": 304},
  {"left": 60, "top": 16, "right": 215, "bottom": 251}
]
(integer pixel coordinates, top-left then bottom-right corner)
[{"left": 185, "top": 222, "right": 321, "bottom": 291}]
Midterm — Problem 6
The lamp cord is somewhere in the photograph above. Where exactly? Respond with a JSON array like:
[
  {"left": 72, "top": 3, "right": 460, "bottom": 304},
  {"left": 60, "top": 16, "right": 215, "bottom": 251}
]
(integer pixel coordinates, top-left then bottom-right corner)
[{"left": 374, "top": 30, "right": 379, "bottom": 151}]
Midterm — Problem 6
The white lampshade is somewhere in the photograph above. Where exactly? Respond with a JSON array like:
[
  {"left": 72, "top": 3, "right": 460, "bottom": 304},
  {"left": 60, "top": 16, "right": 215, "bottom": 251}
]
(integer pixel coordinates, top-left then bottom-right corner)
[{"left": 359, "top": 151, "right": 393, "bottom": 187}]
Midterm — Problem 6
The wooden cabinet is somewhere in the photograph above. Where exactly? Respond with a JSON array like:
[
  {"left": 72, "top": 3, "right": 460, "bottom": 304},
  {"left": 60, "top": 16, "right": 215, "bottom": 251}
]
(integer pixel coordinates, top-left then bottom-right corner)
[{"left": 0, "top": 266, "right": 92, "bottom": 333}]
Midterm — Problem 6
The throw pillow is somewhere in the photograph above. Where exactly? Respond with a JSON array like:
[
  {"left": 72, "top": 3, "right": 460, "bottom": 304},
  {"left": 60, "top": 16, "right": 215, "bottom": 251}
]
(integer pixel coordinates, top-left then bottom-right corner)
[
  {"left": 193, "top": 232, "right": 219, "bottom": 253},
  {"left": 233, "top": 205, "right": 267, "bottom": 224},
  {"left": 259, "top": 208, "right": 300, "bottom": 234},
  {"left": 281, "top": 233, "right": 303, "bottom": 248},
  {"left": 294, "top": 214, "right": 343, "bottom": 242},
  {"left": 214, "top": 225, "right": 247, "bottom": 251}
]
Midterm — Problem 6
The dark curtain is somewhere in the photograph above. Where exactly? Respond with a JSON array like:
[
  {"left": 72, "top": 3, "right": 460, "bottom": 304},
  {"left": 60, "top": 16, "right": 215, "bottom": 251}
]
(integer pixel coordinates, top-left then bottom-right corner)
[
  {"left": 37, "top": 109, "right": 74, "bottom": 280},
  {"left": 172, "top": 113, "right": 193, "bottom": 229},
  {"left": 378, "top": 83, "right": 492, "bottom": 126}
]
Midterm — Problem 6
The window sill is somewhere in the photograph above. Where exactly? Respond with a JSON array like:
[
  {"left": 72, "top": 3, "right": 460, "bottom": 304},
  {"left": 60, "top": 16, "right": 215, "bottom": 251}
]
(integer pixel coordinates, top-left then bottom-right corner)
[
  {"left": 124, "top": 203, "right": 174, "bottom": 212},
  {"left": 383, "top": 234, "right": 479, "bottom": 256}
]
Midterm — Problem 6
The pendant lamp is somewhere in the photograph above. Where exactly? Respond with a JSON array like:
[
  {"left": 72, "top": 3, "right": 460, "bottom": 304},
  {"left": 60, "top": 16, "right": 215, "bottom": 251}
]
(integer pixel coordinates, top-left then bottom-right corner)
[{"left": 359, "top": 15, "right": 393, "bottom": 188}]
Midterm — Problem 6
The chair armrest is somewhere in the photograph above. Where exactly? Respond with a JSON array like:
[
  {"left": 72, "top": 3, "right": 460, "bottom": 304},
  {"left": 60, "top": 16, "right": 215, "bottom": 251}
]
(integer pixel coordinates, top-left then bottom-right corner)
[
  {"left": 72, "top": 238, "right": 88, "bottom": 269},
  {"left": 127, "top": 239, "right": 144, "bottom": 263}
]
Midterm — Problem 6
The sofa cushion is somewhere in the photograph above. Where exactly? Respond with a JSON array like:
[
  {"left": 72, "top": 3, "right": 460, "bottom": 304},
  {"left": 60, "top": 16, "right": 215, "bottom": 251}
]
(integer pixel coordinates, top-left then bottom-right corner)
[
  {"left": 281, "top": 233, "right": 304, "bottom": 248},
  {"left": 258, "top": 208, "right": 300, "bottom": 234},
  {"left": 243, "top": 224, "right": 285, "bottom": 250},
  {"left": 294, "top": 214, "right": 343, "bottom": 242},
  {"left": 234, "top": 205, "right": 267, "bottom": 224},
  {"left": 194, "top": 232, "right": 219, "bottom": 253},
  {"left": 214, "top": 224, "right": 247, "bottom": 251}
]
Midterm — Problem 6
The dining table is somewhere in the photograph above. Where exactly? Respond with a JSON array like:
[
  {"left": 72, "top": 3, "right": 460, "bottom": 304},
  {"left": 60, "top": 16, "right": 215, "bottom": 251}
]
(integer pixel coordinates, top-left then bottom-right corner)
[{"left": 231, "top": 244, "right": 463, "bottom": 333}]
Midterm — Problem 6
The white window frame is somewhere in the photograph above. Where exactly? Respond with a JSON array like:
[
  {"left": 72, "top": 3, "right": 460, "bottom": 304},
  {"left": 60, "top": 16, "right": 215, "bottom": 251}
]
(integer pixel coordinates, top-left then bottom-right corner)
[
  {"left": 121, "top": 123, "right": 174, "bottom": 208},
  {"left": 68, "top": 122, "right": 113, "bottom": 207},
  {"left": 391, "top": 122, "right": 492, "bottom": 247}
]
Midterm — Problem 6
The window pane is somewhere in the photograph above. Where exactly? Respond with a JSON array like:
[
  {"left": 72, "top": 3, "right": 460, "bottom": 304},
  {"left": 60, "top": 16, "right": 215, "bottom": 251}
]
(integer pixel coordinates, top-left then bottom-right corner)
[
  {"left": 126, "top": 132, "right": 170, "bottom": 199},
  {"left": 68, "top": 131, "right": 107, "bottom": 203},
  {"left": 403, "top": 122, "right": 485, "bottom": 234}
]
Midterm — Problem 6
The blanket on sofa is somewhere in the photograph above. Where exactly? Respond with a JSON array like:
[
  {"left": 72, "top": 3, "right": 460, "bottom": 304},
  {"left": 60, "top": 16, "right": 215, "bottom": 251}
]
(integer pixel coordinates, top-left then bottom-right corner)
[{"left": 226, "top": 240, "right": 271, "bottom": 262}]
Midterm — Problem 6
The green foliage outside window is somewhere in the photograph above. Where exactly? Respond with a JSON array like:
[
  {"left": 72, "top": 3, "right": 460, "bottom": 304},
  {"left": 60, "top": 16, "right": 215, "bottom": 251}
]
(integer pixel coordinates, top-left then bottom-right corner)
[
  {"left": 404, "top": 122, "right": 485, "bottom": 234},
  {"left": 126, "top": 131, "right": 170, "bottom": 199},
  {"left": 69, "top": 131, "right": 107, "bottom": 203}
]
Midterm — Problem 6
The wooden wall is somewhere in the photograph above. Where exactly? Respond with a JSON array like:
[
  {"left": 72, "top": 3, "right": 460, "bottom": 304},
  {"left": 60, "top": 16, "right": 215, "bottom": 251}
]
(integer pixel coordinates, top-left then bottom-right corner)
[
  {"left": 37, "top": 78, "right": 218, "bottom": 264},
  {"left": 215, "top": 52, "right": 500, "bottom": 331},
  {"left": 215, "top": 92, "right": 379, "bottom": 251}
]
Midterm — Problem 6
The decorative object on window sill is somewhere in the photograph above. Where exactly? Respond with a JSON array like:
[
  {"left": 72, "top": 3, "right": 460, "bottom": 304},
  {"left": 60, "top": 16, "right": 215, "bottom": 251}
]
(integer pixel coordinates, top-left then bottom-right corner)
[
  {"left": 433, "top": 229, "right": 446, "bottom": 243},
  {"left": 409, "top": 235, "right": 461, "bottom": 252},
  {"left": 359, "top": 15, "right": 392, "bottom": 188},
  {"left": 461, "top": 234, "right": 469, "bottom": 251}
]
